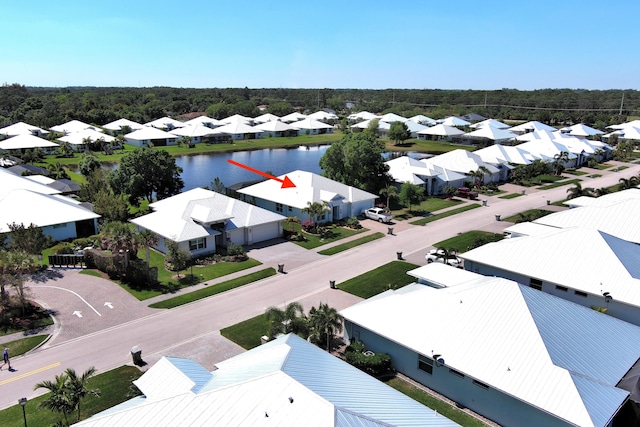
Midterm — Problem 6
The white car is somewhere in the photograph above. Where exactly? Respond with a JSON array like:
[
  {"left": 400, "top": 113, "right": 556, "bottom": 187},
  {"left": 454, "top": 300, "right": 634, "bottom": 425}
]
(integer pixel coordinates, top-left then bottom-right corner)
[{"left": 425, "top": 249, "right": 462, "bottom": 267}]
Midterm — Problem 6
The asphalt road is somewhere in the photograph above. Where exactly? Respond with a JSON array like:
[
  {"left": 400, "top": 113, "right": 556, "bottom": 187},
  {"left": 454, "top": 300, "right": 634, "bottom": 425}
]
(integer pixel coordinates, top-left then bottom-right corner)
[{"left": 0, "top": 163, "right": 638, "bottom": 411}]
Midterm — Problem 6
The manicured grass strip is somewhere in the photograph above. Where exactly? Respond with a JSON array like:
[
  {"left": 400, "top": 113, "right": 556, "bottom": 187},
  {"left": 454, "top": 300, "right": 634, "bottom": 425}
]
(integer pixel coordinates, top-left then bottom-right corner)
[
  {"left": 0, "top": 365, "right": 142, "bottom": 427},
  {"left": 434, "top": 231, "right": 504, "bottom": 253},
  {"left": 564, "top": 169, "right": 588, "bottom": 176},
  {"left": 409, "top": 204, "right": 481, "bottom": 226},
  {"left": 0, "top": 335, "right": 48, "bottom": 358},
  {"left": 221, "top": 314, "right": 268, "bottom": 350},
  {"left": 284, "top": 224, "right": 368, "bottom": 250},
  {"left": 498, "top": 193, "right": 522, "bottom": 199},
  {"left": 385, "top": 377, "right": 487, "bottom": 427},
  {"left": 502, "top": 209, "right": 554, "bottom": 223},
  {"left": 538, "top": 178, "right": 581, "bottom": 190},
  {"left": 80, "top": 269, "right": 105, "bottom": 278},
  {"left": 318, "top": 232, "right": 385, "bottom": 255},
  {"left": 593, "top": 163, "right": 613, "bottom": 170},
  {"left": 339, "top": 261, "right": 418, "bottom": 299},
  {"left": 149, "top": 268, "right": 277, "bottom": 309}
]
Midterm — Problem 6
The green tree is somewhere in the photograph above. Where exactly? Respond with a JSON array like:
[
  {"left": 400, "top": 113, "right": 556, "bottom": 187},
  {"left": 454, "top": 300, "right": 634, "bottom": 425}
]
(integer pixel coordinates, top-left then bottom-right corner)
[
  {"left": 379, "top": 184, "right": 398, "bottom": 208},
  {"left": 319, "top": 131, "right": 389, "bottom": 194},
  {"left": 553, "top": 151, "right": 569, "bottom": 175},
  {"left": 399, "top": 182, "right": 425, "bottom": 212},
  {"left": 387, "top": 121, "right": 410, "bottom": 145},
  {"left": 308, "top": 302, "right": 343, "bottom": 352},
  {"left": 209, "top": 177, "right": 226, "bottom": 194},
  {"left": 7, "top": 222, "right": 50, "bottom": 255},
  {"left": 166, "top": 240, "right": 189, "bottom": 279},
  {"left": 78, "top": 152, "right": 101, "bottom": 176},
  {"left": 618, "top": 176, "right": 640, "bottom": 190},
  {"left": 265, "top": 301, "right": 307, "bottom": 339},
  {"left": 108, "top": 148, "right": 184, "bottom": 205},
  {"left": 56, "top": 141, "right": 75, "bottom": 158},
  {"left": 266, "top": 101, "right": 293, "bottom": 116},
  {"left": 34, "top": 372, "right": 75, "bottom": 426},
  {"left": 65, "top": 367, "right": 100, "bottom": 422},
  {"left": 301, "top": 201, "right": 330, "bottom": 232},
  {"left": 443, "top": 185, "right": 457, "bottom": 199},
  {"left": 93, "top": 190, "right": 130, "bottom": 223},
  {"left": 0, "top": 249, "right": 37, "bottom": 310},
  {"left": 47, "top": 162, "right": 70, "bottom": 180},
  {"left": 100, "top": 221, "right": 138, "bottom": 254}
]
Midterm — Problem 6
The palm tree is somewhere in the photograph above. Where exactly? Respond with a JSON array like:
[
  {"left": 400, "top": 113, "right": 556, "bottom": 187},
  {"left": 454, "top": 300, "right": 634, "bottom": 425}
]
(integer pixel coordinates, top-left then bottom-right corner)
[
  {"left": 65, "top": 367, "right": 100, "bottom": 422},
  {"left": 379, "top": 184, "right": 398, "bottom": 209},
  {"left": 100, "top": 222, "right": 138, "bottom": 254},
  {"left": 301, "top": 201, "right": 330, "bottom": 233},
  {"left": 467, "top": 169, "right": 484, "bottom": 188},
  {"left": 34, "top": 373, "right": 74, "bottom": 426},
  {"left": 619, "top": 176, "right": 640, "bottom": 190},
  {"left": 265, "top": 301, "right": 307, "bottom": 339},
  {"left": 434, "top": 247, "right": 458, "bottom": 266},
  {"left": 308, "top": 302, "right": 343, "bottom": 352},
  {"left": 0, "top": 250, "right": 36, "bottom": 313},
  {"left": 594, "top": 187, "right": 611, "bottom": 197},
  {"left": 135, "top": 230, "right": 159, "bottom": 281},
  {"left": 566, "top": 182, "right": 595, "bottom": 199},
  {"left": 553, "top": 151, "right": 570, "bottom": 175}
]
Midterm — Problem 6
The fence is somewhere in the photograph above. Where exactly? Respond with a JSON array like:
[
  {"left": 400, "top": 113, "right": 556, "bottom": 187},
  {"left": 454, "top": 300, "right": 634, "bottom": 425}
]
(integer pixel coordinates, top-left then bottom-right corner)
[{"left": 48, "top": 254, "right": 86, "bottom": 268}]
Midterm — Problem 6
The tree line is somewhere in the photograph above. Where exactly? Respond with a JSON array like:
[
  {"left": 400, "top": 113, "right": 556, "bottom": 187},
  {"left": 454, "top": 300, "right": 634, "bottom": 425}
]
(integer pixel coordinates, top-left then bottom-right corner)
[{"left": 1, "top": 83, "right": 638, "bottom": 130}]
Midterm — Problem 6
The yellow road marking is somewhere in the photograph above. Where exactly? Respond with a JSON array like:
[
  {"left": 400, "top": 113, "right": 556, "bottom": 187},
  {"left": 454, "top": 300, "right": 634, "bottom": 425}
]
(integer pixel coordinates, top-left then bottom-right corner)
[{"left": 0, "top": 362, "right": 61, "bottom": 385}]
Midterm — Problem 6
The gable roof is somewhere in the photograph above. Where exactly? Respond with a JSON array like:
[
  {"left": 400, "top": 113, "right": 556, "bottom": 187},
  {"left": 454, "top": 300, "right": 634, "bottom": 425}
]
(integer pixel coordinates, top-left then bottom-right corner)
[
  {"left": 169, "top": 124, "right": 217, "bottom": 138},
  {"left": 418, "top": 124, "right": 464, "bottom": 137},
  {"left": 211, "top": 121, "right": 262, "bottom": 135},
  {"left": 385, "top": 156, "right": 438, "bottom": 185},
  {"left": 253, "top": 113, "right": 281, "bottom": 123},
  {"left": 439, "top": 116, "right": 470, "bottom": 127},
  {"left": 509, "top": 121, "right": 556, "bottom": 133},
  {"left": 0, "top": 134, "right": 59, "bottom": 150},
  {"left": 341, "top": 275, "right": 639, "bottom": 427},
  {"left": 102, "top": 118, "right": 145, "bottom": 131},
  {"left": 238, "top": 170, "right": 376, "bottom": 209},
  {"left": 280, "top": 112, "right": 307, "bottom": 122},
  {"left": 58, "top": 129, "right": 115, "bottom": 146},
  {"left": 561, "top": 123, "right": 604, "bottom": 136},
  {"left": 289, "top": 117, "right": 334, "bottom": 130},
  {"left": 469, "top": 118, "right": 510, "bottom": 129},
  {"left": 254, "top": 120, "right": 297, "bottom": 132},
  {"left": 124, "top": 127, "right": 177, "bottom": 141},
  {"left": 0, "top": 121, "right": 49, "bottom": 136},
  {"left": 378, "top": 113, "right": 407, "bottom": 123},
  {"left": 463, "top": 126, "right": 518, "bottom": 141},
  {"left": 474, "top": 143, "right": 535, "bottom": 165},
  {"left": 50, "top": 120, "right": 102, "bottom": 134},
  {"left": 460, "top": 227, "right": 640, "bottom": 307},
  {"left": 422, "top": 149, "right": 500, "bottom": 175},
  {"left": 182, "top": 115, "right": 223, "bottom": 128},
  {"left": 76, "top": 334, "right": 459, "bottom": 427},
  {"left": 145, "top": 117, "right": 185, "bottom": 129}
]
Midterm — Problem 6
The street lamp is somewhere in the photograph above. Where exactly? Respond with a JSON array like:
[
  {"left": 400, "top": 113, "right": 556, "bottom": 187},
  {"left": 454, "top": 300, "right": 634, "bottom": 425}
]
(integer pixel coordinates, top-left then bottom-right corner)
[{"left": 18, "top": 397, "right": 27, "bottom": 427}]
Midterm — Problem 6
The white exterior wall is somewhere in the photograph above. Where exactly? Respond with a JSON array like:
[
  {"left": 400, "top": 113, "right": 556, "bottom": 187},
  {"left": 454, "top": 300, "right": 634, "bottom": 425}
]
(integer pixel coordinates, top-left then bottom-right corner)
[
  {"left": 344, "top": 320, "right": 572, "bottom": 427},
  {"left": 152, "top": 235, "right": 216, "bottom": 258},
  {"left": 464, "top": 260, "right": 640, "bottom": 327}
]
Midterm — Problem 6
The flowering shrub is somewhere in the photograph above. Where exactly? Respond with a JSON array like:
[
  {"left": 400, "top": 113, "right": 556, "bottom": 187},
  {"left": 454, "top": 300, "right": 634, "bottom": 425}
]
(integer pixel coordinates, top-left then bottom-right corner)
[{"left": 301, "top": 220, "right": 315, "bottom": 232}]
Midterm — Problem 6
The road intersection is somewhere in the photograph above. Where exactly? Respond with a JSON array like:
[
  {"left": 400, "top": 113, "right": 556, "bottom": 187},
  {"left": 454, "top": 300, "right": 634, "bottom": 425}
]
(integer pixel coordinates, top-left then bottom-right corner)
[{"left": 1, "top": 163, "right": 638, "bottom": 411}]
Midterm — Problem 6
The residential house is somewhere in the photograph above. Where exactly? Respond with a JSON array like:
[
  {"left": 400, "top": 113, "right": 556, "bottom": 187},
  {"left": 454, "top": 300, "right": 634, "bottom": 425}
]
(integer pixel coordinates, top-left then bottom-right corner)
[
  {"left": 238, "top": 170, "right": 376, "bottom": 222},
  {"left": 341, "top": 265, "right": 640, "bottom": 427},
  {"left": 289, "top": 118, "right": 334, "bottom": 135},
  {"left": 130, "top": 188, "right": 286, "bottom": 258},
  {"left": 0, "top": 134, "right": 59, "bottom": 155},
  {"left": 102, "top": 118, "right": 145, "bottom": 134},
  {"left": 75, "top": 333, "right": 459, "bottom": 427},
  {"left": 0, "top": 121, "right": 49, "bottom": 137},
  {"left": 124, "top": 127, "right": 178, "bottom": 147},
  {"left": 50, "top": 120, "right": 102, "bottom": 135},
  {"left": 145, "top": 117, "right": 185, "bottom": 131}
]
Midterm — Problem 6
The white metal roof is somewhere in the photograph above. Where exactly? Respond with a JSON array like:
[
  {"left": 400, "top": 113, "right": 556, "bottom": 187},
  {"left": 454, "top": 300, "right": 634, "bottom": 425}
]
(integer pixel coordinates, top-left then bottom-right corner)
[
  {"left": 561, "top": 123, "right": 604, "bottom": 136},
  {"left": 378, "top": 113, "right": 407, "bottom": 123},
  {"left": 238, "top": 170, "right": 377, "bottom": 210},
  {"left": 474, "top": 144, "right": 535, "bottom": 165},
  {"left": 0, "top": 167, "right": 60, "bottom": 195},
  {"left": 563, "top": 188, "right": 640, "bottom": 208},
  {"left": 102, "top": 118, "right": 145, "bottom": 131},
  {"left": 460, "top": 227, "right": 640, "bottom": 308},
  {"left": 253, "top": 113, "right": 281, "bottom": 124},
  {"left": 76, "top": 334, "right": 459, "bottom": 427},
  {"left": 341, "top": 274, "right": 640, "bottom": 427},
  {"left": 124, "top": 127, "right": 177, "bottom": 141},
  {"left": 307, "top": 110, "right": 338, "bottom": 121},
  {"left": 439, "top": 116, "right": 470, "bottom": 127},
  {"left": 289, "top": 117, "right": 334, "bottom": 130},
  {"left": 254, "top": 120, "right": 296, "bottom": 132},
  {"left": 509, "top": 121, "right": 556, "bottom": 133},
  {"left": 211, "top": 121, "right": 262, "bottom": 135},
  {"left": 280, "top": 112, "right": 307, "bottom": 122},
  {"left": 408, "top": 114, "right": 436, "bottom": 125},
  {"left": 417, "top": 124, "right": 464, "bottom": 137},
  {"left": 145, "top": 117, "right": 185, "bottom": 129},
  {"left": 58, "top": 129, "right": 115, "bottom": 146},
  {"left": 169, "top": 124, "right": 217, "bottom": 138},
  {"left": 347, "top": 111, "right": 377, "bottom": 121},
  {"left": 0, "top": 134, "right": 59, "bottom": 150},
  {"left": 50, "top": 120, "right": 102, "bottom": 134},
  {"left": 422, "top": 149, "right": 500, "bottom": 175},
  {"left": 385, "top": 156, "right": 438, "bottom": 185},
  {"left": 0, "top": 189, "right": 98, "bottom": 232},
  {"left": 182, "top": 115, "right": 223, "bottom": 128},
  {"left": 220, "top": 114, "right": 252, "bottom": 125},
  {"left": 463, "top": 126, "right": 518, "bottom": 141},
  {"left": 0, "top": 121, "right": 49, "bottom": 136},
  {"left": 469, "top": 119, "right": 510, "bottom": 129}
]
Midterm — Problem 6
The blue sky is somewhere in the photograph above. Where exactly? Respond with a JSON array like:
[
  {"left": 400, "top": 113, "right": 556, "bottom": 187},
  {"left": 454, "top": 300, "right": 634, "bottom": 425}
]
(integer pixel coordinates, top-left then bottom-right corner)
[{"left": 3, "top": 0, "right": 639, "bottom": 90}]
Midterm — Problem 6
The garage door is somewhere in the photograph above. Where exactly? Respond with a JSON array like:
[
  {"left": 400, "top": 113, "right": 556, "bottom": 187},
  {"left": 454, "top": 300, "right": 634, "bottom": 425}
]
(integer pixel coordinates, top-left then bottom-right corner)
[{"left": 249, "top": 222, "right": 281, "bottom": 244}]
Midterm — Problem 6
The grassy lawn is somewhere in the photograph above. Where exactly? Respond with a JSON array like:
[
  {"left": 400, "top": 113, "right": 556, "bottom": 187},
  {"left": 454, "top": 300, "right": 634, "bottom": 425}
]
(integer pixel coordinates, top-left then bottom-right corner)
[
  {"left": 391, "top": 197, "right": 462, "bottom": 220},
  {"left": 502, "top": 209, "right": 554, "bottom": 223},
  {"left": 588, "top": 174, "right": 602, "bottom": 178},
  {"left": 1, "top": 365, "right": 142, "bottom": 427},
  {"left": 529, "top": 174, "right": 565, "bottom": 185},
  {"left": 0, "top": 335, "right": 48, "bottom": 357},
  {"left": 537, "top": 178, "right": 581, "bottom": 190},
  {"left": 384, "top": 139, "right": 475, "bottom": 154},
  {"left": 593, "top": 163, "right": 613, "bottom": 170},
  {"left": 433, "top": 231, "right": 504, "bottom": 253},
  {"left": 80, "top": 269, "right": 104, "bottom": 278},
  {"left": 614, "top": 165, "right": 629, "bottom": 171},
  {"left": 565, "top": 169, "right": 589, "bottom": 176},
  {"left": 317, "top": 232, "right": 385, "bottom": 255},
  {"left": 339, "top": 261, "right": 419, "bottom": 299},
  {"left": 284, "top": 223, "right": 367, "bottom": 250},
  {"left": 220, "top": 314, "right": 268, "bottom": 350},
  {"left": 149, "top": 268, "right": 277, "bottom": 309},
  {"left": 410, "top": 204, "right": 481, "bottom": 226},
  {"left": 385, "top": 377, "right": 486, "bottom": 427},
  {"left": 498, "top": 193, "right": 522, "bottom": 199}
]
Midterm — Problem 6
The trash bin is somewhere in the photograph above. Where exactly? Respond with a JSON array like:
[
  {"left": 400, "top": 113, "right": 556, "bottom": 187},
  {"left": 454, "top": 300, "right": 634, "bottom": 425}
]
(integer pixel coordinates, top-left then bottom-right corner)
[
  {"left": 521, "top": 190, "right": 526, "bottom": 195},
  {"left": 330, "top": 280, "right": 336, "bottom": 289},
  {"left": 482, "top": 200, "right": 487, "bottom": 207},
  {"left": 396, "top": 251, "right": 403, "bottom": 260},
  {"left": 131, "top": 346, "right": 143, "bottom": 366},
  {"left": 278, "top": 264, "right": 285, "bottom": 273},
  {"left": 387, "top": 227, "right": 394, "bottom": 235},
  {"left": 546, "top": 200, "right": 551, "bottom": 205},
  {"left": 495, "top": 215, "right": 501, "bottom": 221}
]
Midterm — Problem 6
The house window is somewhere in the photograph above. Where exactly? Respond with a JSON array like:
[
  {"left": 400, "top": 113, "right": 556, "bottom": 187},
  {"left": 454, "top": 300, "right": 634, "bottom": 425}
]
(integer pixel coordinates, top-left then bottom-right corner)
[
  {"left": 288, "top": 206, "right": 292, "bottom": 212},
  {"left": 418, "top": 355, "right": 433, "bottom": 374},
  {"left": 473, "top": 380, "right": 489, "bottom": 390},
  {"left": 574, "top": 290, "right": 588, "bottom": 298},
  {"left": 449, "top": 368, "right": 465, "bottom": 378},
  {"left": 529, "top": 278, "right": 542, "bottom": 291},
  {"left": 52, "top": 223, "right": 66, "bottom": 229},
  {"left": 276, "top": 203, "right": 283, "bottom": 212},
  {"left": 189, "top": 238, "right": 206, "bottom": 251},
  {"left": 556, "top": 285, "right": 568, "bottom": 292}
]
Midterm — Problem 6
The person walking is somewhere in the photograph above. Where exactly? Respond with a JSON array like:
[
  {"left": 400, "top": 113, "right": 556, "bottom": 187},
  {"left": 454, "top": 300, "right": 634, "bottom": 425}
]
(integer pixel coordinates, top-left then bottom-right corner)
[{"left": 1, "top": 347, "right": 10, "bottom": 371}]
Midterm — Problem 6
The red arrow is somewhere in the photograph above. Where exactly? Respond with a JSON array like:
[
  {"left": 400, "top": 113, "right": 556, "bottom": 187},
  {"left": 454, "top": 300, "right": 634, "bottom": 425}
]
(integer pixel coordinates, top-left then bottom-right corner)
[{"left": 227, "top": 159, "right": 296, "bottom": 189}]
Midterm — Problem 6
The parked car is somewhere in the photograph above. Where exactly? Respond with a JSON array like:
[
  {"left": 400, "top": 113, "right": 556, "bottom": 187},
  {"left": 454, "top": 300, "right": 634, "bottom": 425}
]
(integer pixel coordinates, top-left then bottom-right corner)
[
  {"left": 361, "top": 207, "right": 393, "bottom": 223},
  {"left": 456, "top": 187, "right": 479, "bottom": 200},
  {"left": 425, "top": 249, "right": 462, "bottom": 267}
]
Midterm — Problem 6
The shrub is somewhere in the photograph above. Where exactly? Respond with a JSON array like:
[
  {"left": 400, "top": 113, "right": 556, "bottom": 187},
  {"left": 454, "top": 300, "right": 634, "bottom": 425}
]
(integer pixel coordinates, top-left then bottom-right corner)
[
  {"left": 301, "top": 220, "right": 315, "bottom": 232},
  {"left": 53, "top": 242, "right": 75, "bottom": 254},
  {"left": 344, "top": 341, "right": 393, "bottom": 377},
  {"left": 227, "top": 244, "right": 245, "bottom": 256},
  {"left": 345, "top": 217, "right": 362, "bottom": 229}
]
